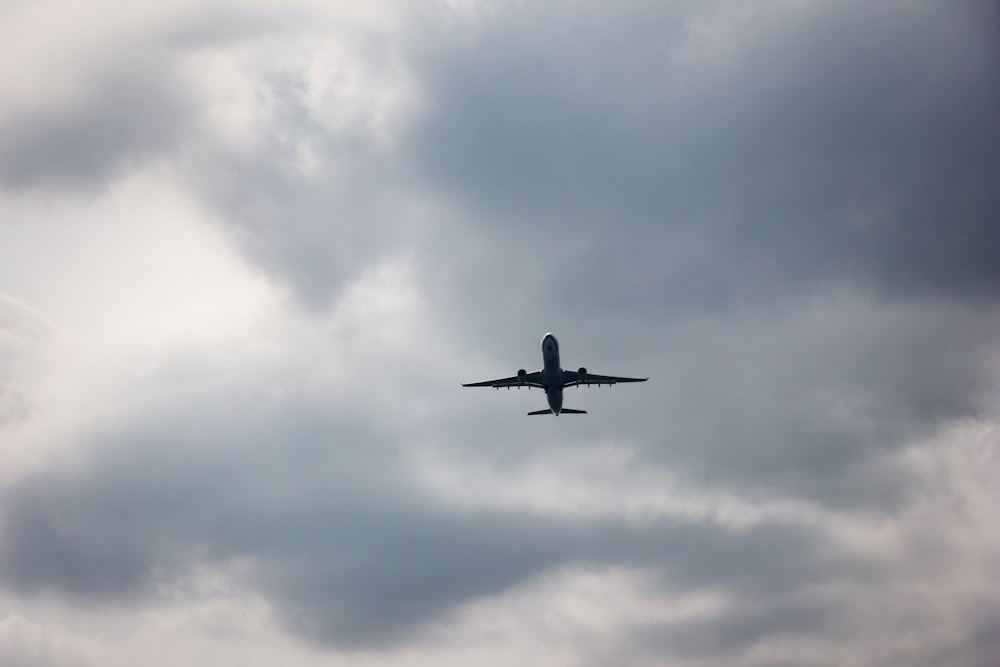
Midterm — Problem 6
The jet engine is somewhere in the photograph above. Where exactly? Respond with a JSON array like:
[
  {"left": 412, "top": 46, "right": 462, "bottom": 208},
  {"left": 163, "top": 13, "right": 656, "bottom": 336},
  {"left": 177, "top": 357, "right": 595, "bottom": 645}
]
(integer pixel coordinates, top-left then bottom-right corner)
[
  {"left": 517, "top": 368, "right": 527, "bottom": 384},
  {"left": 577, "top": 367, "right": 588, "bottom": 382}
]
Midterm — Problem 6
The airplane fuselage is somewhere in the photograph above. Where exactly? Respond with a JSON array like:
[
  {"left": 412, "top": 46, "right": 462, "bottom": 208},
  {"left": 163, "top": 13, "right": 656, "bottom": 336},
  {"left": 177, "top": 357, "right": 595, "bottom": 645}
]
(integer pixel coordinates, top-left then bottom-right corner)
[
  {"left": 541, "top": 333, "right": 564, "bottom": 414},
  {"left": 462, "top": 332, "right": 647, "bottom": 415}
]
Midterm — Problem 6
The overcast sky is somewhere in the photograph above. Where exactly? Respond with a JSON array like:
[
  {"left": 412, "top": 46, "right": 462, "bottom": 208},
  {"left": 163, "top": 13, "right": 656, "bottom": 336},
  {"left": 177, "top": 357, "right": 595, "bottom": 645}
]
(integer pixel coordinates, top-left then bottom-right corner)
[{"left": 1, "top": 1, "right": 999, "bottom": 665}]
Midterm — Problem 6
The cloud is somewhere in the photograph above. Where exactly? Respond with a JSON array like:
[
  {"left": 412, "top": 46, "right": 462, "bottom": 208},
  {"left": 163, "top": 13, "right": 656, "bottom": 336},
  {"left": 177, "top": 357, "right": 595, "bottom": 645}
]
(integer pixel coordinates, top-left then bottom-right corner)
[
  {"left": 0, "top": 295, "right": 50, "bottom": 429},
  {"left": 167, "top": 4, "right": 426, "bottom": 307},
  {"left": 1, "top": 1, "right": 997, "bottom": 665},
  {"left": 0, "top": 63, "right": 195, "bottom": 192},
  {"left": 409, "top": 0, "right": 1000, "bottom": 317},
  {"left": 620, "top": 295, "right": 1000, "bottom": 507},
  {"left": 0, "top": 320, "right": 888, "bottom": 652}
]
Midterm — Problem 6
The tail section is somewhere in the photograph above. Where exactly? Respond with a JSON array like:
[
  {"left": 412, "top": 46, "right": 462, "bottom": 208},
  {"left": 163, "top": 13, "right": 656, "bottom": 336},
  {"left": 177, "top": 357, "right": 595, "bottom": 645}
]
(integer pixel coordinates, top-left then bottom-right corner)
[{"left": 527, "top": 408, "right": 588, "bottom": 416}]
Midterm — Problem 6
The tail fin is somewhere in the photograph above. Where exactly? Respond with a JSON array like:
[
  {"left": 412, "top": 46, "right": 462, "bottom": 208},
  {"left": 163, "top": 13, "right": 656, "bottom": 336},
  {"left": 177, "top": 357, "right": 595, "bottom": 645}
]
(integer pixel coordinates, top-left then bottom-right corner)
[{"left": 527, "top": 408, "right": 588, "bottom": 415}]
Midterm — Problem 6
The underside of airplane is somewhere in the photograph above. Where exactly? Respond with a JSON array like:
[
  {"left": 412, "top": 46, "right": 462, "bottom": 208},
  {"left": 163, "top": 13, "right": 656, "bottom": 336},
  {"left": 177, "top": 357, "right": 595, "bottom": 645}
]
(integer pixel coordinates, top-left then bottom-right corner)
[{"left": 462, "top": 333, "right": 647, "bottom": 415}]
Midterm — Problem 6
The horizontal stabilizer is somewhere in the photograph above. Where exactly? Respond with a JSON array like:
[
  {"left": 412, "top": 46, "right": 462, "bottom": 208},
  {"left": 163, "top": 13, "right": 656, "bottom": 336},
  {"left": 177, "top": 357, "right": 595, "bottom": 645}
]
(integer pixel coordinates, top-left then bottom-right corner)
[
  {"left": 527, "top": 409, "right": 553, "bottom": 415},
  {"left": 527, "top": 408, "right": 588, "bottom": 415}
]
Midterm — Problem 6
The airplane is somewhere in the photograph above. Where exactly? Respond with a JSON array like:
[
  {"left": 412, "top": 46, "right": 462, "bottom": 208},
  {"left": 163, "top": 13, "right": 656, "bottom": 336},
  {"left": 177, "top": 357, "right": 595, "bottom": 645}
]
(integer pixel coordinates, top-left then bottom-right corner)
[{"left": 462, "top": 333, "right": 648, "bottom": 415}]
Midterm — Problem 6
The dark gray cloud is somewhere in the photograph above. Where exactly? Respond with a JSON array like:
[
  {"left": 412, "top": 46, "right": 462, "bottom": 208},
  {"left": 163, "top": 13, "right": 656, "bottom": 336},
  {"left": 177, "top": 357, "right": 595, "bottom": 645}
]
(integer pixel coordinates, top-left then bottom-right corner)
[
  {"left": 438, "top": 293, "right": 998, "bottom": 513},
  {"left": 0, "top": 377, "right": 872, "bottom": 650},
  {"left": 621, "top": 300, "right": 1000, "bottom": 508},
  {"left": 0, "top": 57, "right": 196, "bottom": 192},
  {"left": 9, "top": 0, "right": 992, "bottom": 313},
  {"left": 4, "top": 2, "right": 995, "bottom": 311},
  {"left": 392, "top": 0, "right": 1000, "bottom": 513},
  {"left": 957, "top": 612, "right": 1000, "bottom": 667},
  {"left": 410, "top": 0, "right": 1000, "bottom": 320},
  {"left": 636, "top": 597, "right": 840, "bottom": 662}
]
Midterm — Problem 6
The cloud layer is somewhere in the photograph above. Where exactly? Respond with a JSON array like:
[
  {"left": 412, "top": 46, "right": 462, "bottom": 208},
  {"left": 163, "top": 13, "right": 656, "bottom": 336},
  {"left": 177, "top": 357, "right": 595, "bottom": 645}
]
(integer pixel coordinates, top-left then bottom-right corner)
[{"left": 1, "top": 1, "right": 998, "bottom": 666}]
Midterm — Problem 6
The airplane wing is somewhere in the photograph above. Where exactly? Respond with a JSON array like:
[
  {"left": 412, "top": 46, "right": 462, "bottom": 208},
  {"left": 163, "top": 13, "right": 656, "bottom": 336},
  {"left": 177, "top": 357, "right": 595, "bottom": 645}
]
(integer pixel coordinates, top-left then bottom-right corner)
[
  {"left": 562, "top": 370, "right": 648, "bottom": 388},
  {"left": 462, "top": 370, "right": 544, "bottom": 389}
]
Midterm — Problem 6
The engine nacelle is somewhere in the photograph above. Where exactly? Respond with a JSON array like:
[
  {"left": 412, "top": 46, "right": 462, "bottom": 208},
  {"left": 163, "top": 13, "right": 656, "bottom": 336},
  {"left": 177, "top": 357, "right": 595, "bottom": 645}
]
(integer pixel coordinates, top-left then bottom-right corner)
[
  {"left": 517, "top": 368, "right": 527, "bottom": 384},
  {"left": 577, "top": 367, "right": 588, "bottom": 382}
]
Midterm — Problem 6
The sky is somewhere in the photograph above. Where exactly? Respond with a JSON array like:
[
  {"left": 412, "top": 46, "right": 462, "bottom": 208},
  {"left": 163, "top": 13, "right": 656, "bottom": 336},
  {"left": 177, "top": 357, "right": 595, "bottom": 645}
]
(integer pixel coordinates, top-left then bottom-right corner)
[{"left": 1, "top": 1, "right": 998, "bottom": 665}]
